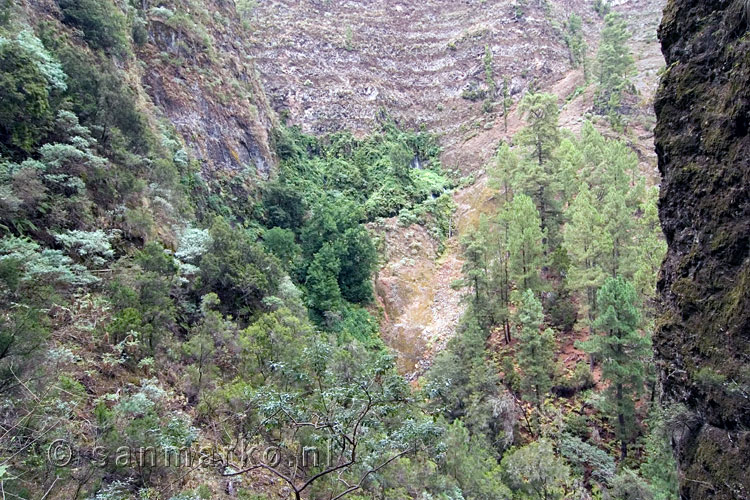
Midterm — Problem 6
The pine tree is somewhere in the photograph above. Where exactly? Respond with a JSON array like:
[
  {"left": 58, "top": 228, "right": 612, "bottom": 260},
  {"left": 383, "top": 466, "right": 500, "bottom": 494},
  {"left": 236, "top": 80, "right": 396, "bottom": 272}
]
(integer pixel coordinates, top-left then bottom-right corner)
[
  {"left": 459, "top": 216, "right": 511, "bottom": 341},
  {"left": 555, "top": 138, "right": 582, "bottom": 203},
  {"left": 506, "top": 194, "right": 545, "bottom": 294},
  {"left": 579, "top": 121, "right": 607, "bottom": 184},
  {"left": 633, "top": 187, "right": 667, "bottom": 303},
  {"left": 488, "top": 143, "right": 522, "bottom": 205},
  {"left": 502, "top": 76, "right": 512, "bottom": 132},
  {"left": 595, "top": 13, "right": 635, "bottom": 119},
  {"left": 517, "top": 91, "right": 560, "bottom": 168},
  {"left": 578, "top": 277, "right": 650, "bottom": 459},
  {"left": 565, "top": 14, "right": 587, "bottom": 70},
  {"left": 564, "top": 184, "right": 612, "bottom": 323},
  {"left": 515, "top": 91, "right": 566, "bottom": 246},
  {"left": 515, "top": 289, "right": 556, "bottom": 410},
  {"left": 602, "top": 185, "right": 635, "bottom": 279}
]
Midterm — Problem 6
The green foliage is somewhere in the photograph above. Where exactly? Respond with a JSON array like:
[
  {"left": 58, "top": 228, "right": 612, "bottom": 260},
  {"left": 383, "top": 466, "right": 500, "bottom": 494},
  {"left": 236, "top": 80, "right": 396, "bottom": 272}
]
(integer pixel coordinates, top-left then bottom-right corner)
[
  {"left": 0, "top": 34, "right": 54, "bottom": 155},
  {"left": 506, "top": 194, "right": 545, "bottom": 294},
  {"left": 458, "top": 216, "right": 510, "bottom": 336},
  {"left": 515, "top": 290, "right": 556, "bottom": 409},
  {"left": 57, "top": 0, "right": 129, "bottom": 55},
  {"left": 640, "top": 412, "right": 679, "bottom": 500},
  {"left": 513, "top": 91, "right": 570, "bottom": 245},
  {"left": 0, "top": 234, "right": 97, "bottom": 287},
  {"left": 595, "top": 13, "right": 635, "bottom": 120},
  {"left": 593, "top": 0, "right": 611, "bottom": 17},
  {"left": 517, "top": 92, "right": 560, "bottom": 168},
  {"left": 425, "top": 318, "right": 515, "bottom": 450},
  {"left": 545, "top": 281, "right": 577, "bottom": 333},
  {"left": 198, "top": 216, "right": 282, "bottom": 317},
  {"left": 564, "top": 14, "right": 587, "bottom": 72},
  {"left": 578, "top": 277, "right": 650, "bottom": 458},
  {"left": 441, "top": 420, "right": 512, "bottom": 499},
  {"left": 305, "top": 241, "right": 342, "bottom": 313},
  {"left": 501, "top": 440, "right": 570, "bottom": 500},
  {"left": 608, "top": 468, "right": 654, "bottom": 500},
  {"left": 270, "top": 121, "right": 449, "bottom": 224},
  {"left": 262, "top": 226, "right": 300, "bottom": 271},
  {"left": 563, "top": 184, "right": 611, "bottom": 322},
  {"left": 560, "top": 434, "right": 615, "bottom": 483},
  {"left": 300, "top": 200, "right": 377, "bottom": 312},
  {"left": 54, "top": 229, "right": 114, "bottom": 267}
]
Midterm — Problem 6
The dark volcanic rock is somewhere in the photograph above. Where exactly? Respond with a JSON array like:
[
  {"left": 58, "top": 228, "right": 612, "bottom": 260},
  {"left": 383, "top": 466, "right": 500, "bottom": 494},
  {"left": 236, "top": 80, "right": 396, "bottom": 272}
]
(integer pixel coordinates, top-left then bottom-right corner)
[{"left": 654, "top": 1, "right": 750, "bottom": 498}]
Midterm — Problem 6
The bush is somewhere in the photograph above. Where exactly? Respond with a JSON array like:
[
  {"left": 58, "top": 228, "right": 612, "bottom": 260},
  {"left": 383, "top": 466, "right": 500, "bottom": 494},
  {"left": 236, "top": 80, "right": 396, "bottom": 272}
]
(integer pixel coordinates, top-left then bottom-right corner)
[
  {"left": 0, "top": 36, "right": 53, "bottom": 155},
  {"left": 560, "top": 434, "right": 615, "bottom": 483},
  {"left": 57, "top": 0, "right": 129, "bottom": 55}
]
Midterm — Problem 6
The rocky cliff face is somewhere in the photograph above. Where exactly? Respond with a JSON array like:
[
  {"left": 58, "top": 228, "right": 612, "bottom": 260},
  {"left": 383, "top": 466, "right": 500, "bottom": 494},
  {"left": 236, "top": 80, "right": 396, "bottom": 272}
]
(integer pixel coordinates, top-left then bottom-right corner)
[
  {"left": 22, "top": 0, "right": 278, "bottom": 178},
  {"left": 136, "top": 0, "right": 277, "bottom": 177},
  {"left": 654, "top": 1, "right": 750, "bottom": 498},
  {"left": 248, "top": 0, "right": 599, "bottom": 167}
]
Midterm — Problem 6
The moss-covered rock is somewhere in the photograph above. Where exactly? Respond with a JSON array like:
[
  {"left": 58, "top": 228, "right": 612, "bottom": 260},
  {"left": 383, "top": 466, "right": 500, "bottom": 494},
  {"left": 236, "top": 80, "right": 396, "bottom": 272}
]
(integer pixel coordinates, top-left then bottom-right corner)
[{"left": 654, "top": 1, "right": 750, "bottom": 498}]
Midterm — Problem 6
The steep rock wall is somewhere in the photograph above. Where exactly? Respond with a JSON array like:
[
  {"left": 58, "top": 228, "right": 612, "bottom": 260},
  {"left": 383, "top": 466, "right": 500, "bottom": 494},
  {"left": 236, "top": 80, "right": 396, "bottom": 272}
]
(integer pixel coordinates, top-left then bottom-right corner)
[
  {"left": 23, "top": 0, "right": 278, "bottom": 178},
  {"left": 654, "top": 1, "right": 750, "bottom": 498},
  {"left": 247, "top": 0, "right": 600, "bottom": 166}
]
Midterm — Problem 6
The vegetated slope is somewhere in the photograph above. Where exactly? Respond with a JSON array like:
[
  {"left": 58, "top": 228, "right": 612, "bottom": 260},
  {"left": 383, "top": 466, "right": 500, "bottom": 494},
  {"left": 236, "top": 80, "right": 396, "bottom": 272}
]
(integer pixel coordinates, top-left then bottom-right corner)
[
  {"left": 364, "top": 0, "right": 665, "bottom": 376},
  {"left": 654, "top": 1, "right": 750, "bottom": 498},
  {"left": 21, "top": 0, "right": 277, "bottom": 179}
]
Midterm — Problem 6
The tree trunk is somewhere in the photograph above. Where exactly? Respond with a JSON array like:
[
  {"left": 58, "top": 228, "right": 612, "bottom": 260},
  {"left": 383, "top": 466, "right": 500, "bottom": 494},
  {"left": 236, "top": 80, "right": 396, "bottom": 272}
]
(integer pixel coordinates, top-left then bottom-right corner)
[{"left": 617, "top": 382, "right": 627, "bottom": 459}]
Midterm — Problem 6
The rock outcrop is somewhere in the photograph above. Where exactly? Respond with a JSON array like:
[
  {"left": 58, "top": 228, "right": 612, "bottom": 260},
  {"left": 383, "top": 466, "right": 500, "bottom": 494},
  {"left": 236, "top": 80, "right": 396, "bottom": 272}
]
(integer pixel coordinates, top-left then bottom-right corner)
[{"left": 654, "top": 1, "right": 750, "bottom": 498}]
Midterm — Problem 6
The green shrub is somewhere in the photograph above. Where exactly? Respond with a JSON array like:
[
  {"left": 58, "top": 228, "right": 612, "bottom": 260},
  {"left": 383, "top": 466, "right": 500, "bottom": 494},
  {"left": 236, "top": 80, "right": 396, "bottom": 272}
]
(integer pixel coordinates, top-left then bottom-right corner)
[
  {"left": 57, "top": 0, "right": 129, "bottom": 55},
  {"left": 560, "top": 433, "right": 615, "bottom": 483},
  {"left": 0, "top": 36, "right": 53, "bottom": 155}
]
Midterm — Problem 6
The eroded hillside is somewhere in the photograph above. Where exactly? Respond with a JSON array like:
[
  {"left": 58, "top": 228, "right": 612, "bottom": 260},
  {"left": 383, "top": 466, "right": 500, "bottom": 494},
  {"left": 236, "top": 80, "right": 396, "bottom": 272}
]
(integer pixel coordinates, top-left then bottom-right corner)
[{"left": 246, "top": 0, "right": 666, "bottom": 376}]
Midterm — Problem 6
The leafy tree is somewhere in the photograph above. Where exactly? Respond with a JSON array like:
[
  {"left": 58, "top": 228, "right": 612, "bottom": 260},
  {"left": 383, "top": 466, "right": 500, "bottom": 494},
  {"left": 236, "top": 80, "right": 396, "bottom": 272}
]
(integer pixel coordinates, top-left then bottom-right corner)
[
  {"left": 501, "top": 439, "right": 570, "bottom": 500},
  {"left": 515, "top": 290, "right": 556, "bottom": 411},
  {"left": 578, "top": 277, "right": 650, "bottom": 459},
  {"left": 225, "top": 334, "right": 439, "bottom": 500},
  {"left": 199, "top": 217, "right": 282, "bottom": 318},
  {"left": 301, "top": 201, "right": 376, "bottom": 308},
  {"left": 305, "top": 242, "right": 342, "bottom": 313},
  {"left": 182, "top": 294, "right": 225, "bottom": 400},
  {"left": 595, "top": 13, "right": 635, "bottom": 120},
  {"left": 336, "top": 226, "right": 376, "bottom": 303},
  {"left": 505, "top": 194, "right": 545, "bottom": 294},
  {"left": 262, "top": 226, "right": 301, "bottom": 272},
  {"left": 261, "top": 180, "right": 307, "bottom": 230},
  {"left": 442, "top": 420, "right": 512, "bottom": 499}
]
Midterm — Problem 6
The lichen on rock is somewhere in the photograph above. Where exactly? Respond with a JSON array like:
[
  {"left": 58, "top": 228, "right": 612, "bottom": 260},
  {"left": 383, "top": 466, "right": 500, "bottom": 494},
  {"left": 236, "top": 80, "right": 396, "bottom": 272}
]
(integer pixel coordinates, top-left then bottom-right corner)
[{"left": 654, "top": 1, "right": 750, "bottom": 498}]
